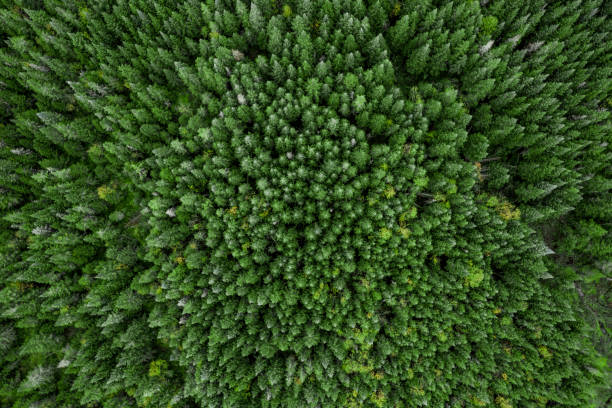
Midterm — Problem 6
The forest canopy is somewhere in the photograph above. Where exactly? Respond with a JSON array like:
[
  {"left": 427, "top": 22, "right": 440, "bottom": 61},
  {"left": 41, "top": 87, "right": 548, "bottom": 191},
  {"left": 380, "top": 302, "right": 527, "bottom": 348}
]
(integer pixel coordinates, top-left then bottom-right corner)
[{"left": 0, "top": 1, "right": 611, "bottom": 407}]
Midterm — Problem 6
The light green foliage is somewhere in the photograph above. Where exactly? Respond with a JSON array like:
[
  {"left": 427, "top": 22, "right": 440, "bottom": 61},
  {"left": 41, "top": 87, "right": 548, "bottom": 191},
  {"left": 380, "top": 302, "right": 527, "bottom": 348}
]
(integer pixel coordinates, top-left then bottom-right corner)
[
  {"left": 148, "top": 359, "right": 167, "bottom": 377},
  {"left": 466, "top": 265, "right": 485, "bottom": 288},
  {"left": 481, "top": 15, "right": 498, "bottom": 37}
]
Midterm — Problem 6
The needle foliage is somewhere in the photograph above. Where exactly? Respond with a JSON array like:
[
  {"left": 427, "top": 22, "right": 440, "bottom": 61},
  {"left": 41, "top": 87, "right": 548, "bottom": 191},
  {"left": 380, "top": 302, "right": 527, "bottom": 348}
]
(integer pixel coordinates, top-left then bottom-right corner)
[{"left": 1, "top": 1, "right": 610, "bottom": 407}]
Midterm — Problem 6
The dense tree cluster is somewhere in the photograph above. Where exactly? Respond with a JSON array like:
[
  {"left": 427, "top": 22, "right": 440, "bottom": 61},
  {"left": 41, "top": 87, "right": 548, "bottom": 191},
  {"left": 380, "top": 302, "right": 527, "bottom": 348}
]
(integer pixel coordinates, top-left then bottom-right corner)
[{"left": 0, "top": 0, "right": 610, "bottom": 407}]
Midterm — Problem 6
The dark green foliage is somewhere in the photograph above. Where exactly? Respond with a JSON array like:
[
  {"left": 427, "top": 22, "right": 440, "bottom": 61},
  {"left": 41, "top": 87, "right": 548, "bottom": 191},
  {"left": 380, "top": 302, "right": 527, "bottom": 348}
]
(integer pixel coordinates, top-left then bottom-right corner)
[{"left": 0, "top": 0, "right": 610, "bottom": 407}]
